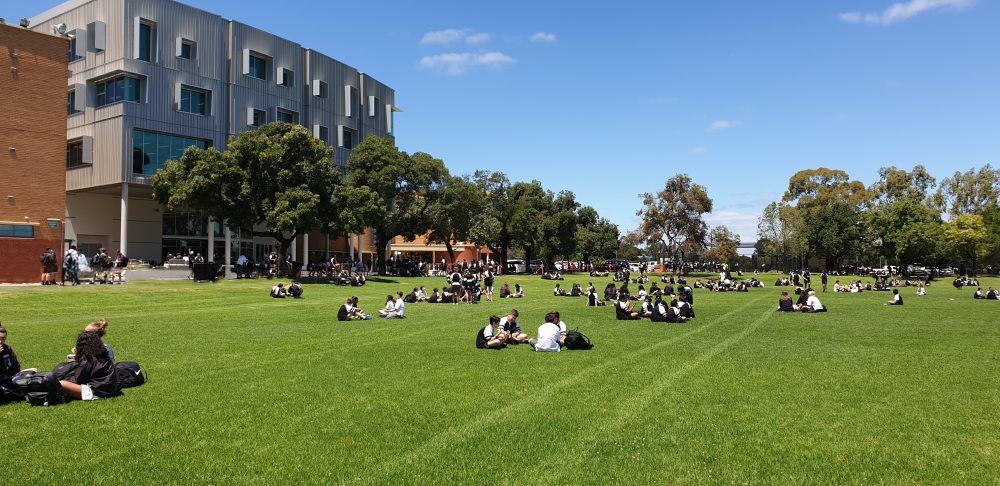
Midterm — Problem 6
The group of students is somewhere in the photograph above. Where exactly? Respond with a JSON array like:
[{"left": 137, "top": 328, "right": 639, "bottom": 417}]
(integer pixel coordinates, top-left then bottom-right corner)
[
  {"left": 1, "top": 319, "right": 124, "bottom": 404},
  {"left": 973, "top": 287, "right": 999, "bottom": 300},
  {"left": 777, "top": 289, "right": 826, "bottom": 312},
  {"left": 475, "top": 309, "right": 571, "bottom": 352},
  {"left": 270, "top": 281, "right": 304, "bottom": 298}
]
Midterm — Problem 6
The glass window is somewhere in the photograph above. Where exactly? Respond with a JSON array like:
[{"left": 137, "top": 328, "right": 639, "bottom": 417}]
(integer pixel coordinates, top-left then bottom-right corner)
[
  {"left": 68, "top": 91, "right": 81, "bottom": 115},
  {"left": 131, "top": 129, "right": 211, "bottom": 176},
  {"left": 248, "top": 54, "right": 267, "bottom": 80},
  {"left": 342, "top": 128, "right": 355, "bottom": 149},
  {"left": 68, "top": 37, "right": 82, "bottom": 62},
  {"left": 179, "top": 86, "right": 207, "bottom": 115},
  {"left": 0, "top": 225, "right": 34, "bottom": 238},
  {"left": 318, "top": 126, "right": 329, "bottom": 145},
  {"left": 96, "top": 76, "right": 140, "bottom": 106},
  {"left": 251, "top": 109, "right": 266, "bottom": 127},
  {"left": 179, "top": 40, "right": 195, "bottom": 60},
  {"left": 280, "top": 69, "right": 294, "bottom": 87},
  {"left": 67, "top": 139, "right": 85, "bottom": 168},
  {"left": 138, "top": 21, "right": 153, "bottom": 62},
  {"left": 276, "top": 109, "right": 297, "bottom": 124}
]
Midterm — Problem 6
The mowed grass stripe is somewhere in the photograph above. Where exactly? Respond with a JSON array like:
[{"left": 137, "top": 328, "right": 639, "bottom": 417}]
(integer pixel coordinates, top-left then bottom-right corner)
[{"left": 367, "top": 293, "right": 769, "bottom": 481}]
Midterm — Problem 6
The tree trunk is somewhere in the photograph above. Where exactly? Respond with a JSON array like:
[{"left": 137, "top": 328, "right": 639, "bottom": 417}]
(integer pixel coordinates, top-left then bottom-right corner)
[{"left": 445, "top": 239, "right": 456, "bottom": 270}]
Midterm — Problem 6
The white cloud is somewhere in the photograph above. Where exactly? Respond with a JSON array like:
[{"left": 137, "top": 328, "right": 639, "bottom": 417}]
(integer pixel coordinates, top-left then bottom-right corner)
[
  {"left": 704, "top": 211, "right": 761, "bottom": 241},
  {"left": 840, "top": 0, "right": 975, "bottom": 26},
  {"left": 420, "top": 28, "right": 491, "bottom": 45},
  {"left": 530, "top": 32, "right": 557, "bottom": 43},
  {"left": 690, "top": 146, "right": 709, "bottom": 154},
  {"left": 707, "top": 120, "right": 741, "bottom": 132},
  {"left": 418, "top": 52, "right": 516, "bottom": 75}
]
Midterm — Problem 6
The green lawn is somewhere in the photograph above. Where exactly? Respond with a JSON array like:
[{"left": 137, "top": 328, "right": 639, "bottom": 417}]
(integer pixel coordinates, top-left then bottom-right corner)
[{"left": 2, "top": 274, "right": 999, "bottom": 484}]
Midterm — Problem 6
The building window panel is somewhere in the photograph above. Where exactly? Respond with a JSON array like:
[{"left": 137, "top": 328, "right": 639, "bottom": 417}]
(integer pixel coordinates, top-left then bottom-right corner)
[
  {"left": 67, "top": 139, "right": 86, "bottom": 168},
  {"left": 276, "top": 109, "right": 297, "bottom": 124},
  {"left": 132, "top": 129, "right": 210, "bottom": 176},
  {"left": 96, "top": 76, "right": 140, "bottom": 107},
  {"left": 138, "top": 21, "right": 154, "bottom": 62},
  {"left": 248, "top": 53, "right": 268, "bottom": 80},
  {"left": 68, "top": 37, "right": 83, "bottom": 62},
  {"left": 179, "top": 86, "right": 208, "bottom": 115},
  {"left": 252, "top": 109, "right": 266, "bottom": 127},
  {"left": 68, "top": 91, "right": 81, "bottom": 115},
  {"left": 178, "top": 39, "right": 196, "bottom": 60},
  {"left": 0, "top": 224, "right": 34, "bottom": 238}
]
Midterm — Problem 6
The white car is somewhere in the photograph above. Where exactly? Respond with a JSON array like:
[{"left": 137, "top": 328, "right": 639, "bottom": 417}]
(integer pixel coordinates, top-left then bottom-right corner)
[{"left": 506, "top": 259, "right": 527, "bottom": 274}]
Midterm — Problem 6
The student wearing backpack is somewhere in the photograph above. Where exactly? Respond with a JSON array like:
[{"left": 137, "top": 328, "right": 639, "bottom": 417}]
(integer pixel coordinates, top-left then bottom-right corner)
[
  {"left": 60, "top": 331, "right": 121, "bottom": 401},
  {"left": 63, "top": 246, "right": 80, "bottom": 286},
  {"left": 40, "top": 248, "right": 58, "bottom": 285}
]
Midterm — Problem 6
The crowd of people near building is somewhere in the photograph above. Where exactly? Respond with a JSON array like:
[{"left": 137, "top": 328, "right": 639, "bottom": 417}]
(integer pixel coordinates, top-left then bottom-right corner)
[{"left": 42, "top": 246, "right": 129, "bottom": 286}]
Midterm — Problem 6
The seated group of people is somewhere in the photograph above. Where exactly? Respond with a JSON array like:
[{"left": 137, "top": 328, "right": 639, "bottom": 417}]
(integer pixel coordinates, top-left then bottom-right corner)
[
  {"left": 954, "top": 276, "right": 981, "bottom": 288},
  {"left": 973, "top": 287, "right": 999, "bottom": 300},
  {"left": 1, "top": 319, "right": 123, "bottom": 404},
  {"left": 777, "top": 289, "right": 826, "bottom": 312},
  {"left": 615, "top": 292, "right": 694, "bottom": 323},
  {"left": 333, "top": 271, "right": 367, "bottom": 287},
  {"left": 498, "top": 283, "right": 525, "bottom": 299},
  {"left": 337, "top": 297, "right": 372, "bottom": 320},
  {"left": 692, "top": 278, "right": 758, "bottom": 292},
  {"left": 475, "top": 309, "right": 570, "bottom": 352},
  {"left": 270, "top": 281, "right": 304, "bottom": 298},
  {"left": 377, "top": 292, "right": 406, "bottom": 318},
  {"left": 553, "top": 283, "right": 584, "bottom": 297},
  {"left": 541, "top": 270, "right": 563, "bottom": 280}
]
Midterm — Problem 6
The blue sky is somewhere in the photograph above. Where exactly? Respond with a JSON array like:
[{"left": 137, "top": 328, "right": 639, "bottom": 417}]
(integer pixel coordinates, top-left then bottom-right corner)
[{"left": 13, "top": 0, "right": 999, "bottom": 241}]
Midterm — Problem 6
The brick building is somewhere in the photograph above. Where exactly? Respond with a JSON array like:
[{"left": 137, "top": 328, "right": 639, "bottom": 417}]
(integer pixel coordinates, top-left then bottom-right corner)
[{"left": 0, "top": 23, "right": 69, "bottom": 283}]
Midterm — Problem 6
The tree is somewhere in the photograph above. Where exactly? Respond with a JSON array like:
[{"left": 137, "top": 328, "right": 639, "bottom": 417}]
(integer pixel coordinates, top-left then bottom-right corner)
[
  {"left": 426, "top": 175, "right": 486, "bottom": 266},
  {"left": 541, "top": 191, "right": 580, "bottom": 265},
  {"left": 635, "top": 174, "right": 713, "bottom": 269},
  {"left": 702, "top": 225, "right": 740, "bottom": 265},
  {"left": 870, "top": 165, "right": 936, "bottom": 206},
  {"left": 575, "top": 206, "right": 620, "bottom": 266},
  {"left": 347, "top": 135, "right": 448, "bottom": 275},
  {"left": 943, "top": 214, "right": 989, "bottom": 276},
  {"left": 934, "top": 165, "right": 1000, "bottom": 217},
  {"left": 782, "top": 168, "right": 869, "bottom": 270},
  {"left": 468, "top": 171, "right": 514, "bottom": 270},
  {"left": 151, "top": 122, "right": 371, "bottom": 262},
  {"left": 756, "top": 202, "right": 798, "bottom": 271},
  {"left": 508, "top": 181, "right": 553, "bottom": 268}
]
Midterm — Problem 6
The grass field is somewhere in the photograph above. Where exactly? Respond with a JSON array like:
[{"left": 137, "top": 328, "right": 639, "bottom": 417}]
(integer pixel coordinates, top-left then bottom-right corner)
[{"left": 2, "top": 273, "right": 999, "bottom": 484}]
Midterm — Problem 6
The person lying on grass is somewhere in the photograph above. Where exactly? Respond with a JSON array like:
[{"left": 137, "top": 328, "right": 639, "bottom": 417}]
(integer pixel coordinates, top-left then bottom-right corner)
[
  {"left": 0, "top": 324, "right": 25, "bottom": 404},
  {"left": 886, "top": 289, "right": 903, "bottom": 305},
  {"left": 778, "top": 291, "right": 794, "bottom": 312},
  {"left": 476, "top": 315, "right": 507, "bottom": 349},
  {"left": 60, "top": 331, "right": 121, "bottom": 401},
  {"left": 499, "top": 309, "right": 530, "bottom": 344}
]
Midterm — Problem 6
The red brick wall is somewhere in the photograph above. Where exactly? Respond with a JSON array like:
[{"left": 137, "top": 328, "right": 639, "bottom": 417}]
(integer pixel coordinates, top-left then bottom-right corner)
[{"left": 0, "top": 25, "right": 69, "bottom": 283}]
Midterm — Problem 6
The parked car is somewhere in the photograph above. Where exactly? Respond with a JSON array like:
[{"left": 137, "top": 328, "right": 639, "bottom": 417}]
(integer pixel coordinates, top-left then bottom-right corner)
[
  {"left": 506, "top": 259, "right": 527, "bottom": 274},
  {"left": 605, "top": 259, "right": 631, "bottom": 272},
  {"left": 933, "top": 267, "right": 956, "bottom": 277},
  {"left": 906, "top": 263, "right": 929, "bottom": 277}
]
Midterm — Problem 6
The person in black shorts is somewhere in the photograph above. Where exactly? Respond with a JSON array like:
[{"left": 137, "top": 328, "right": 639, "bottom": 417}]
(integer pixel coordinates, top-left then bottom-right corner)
[
  {"left": 476, "top": 315, "right": 506, "bottom": 349},
  {"left": 483, "top": 267, "right": 495, "bottom": 302},
  {"left": 450, "top": 269, "right": 463, "bottom": 304}
]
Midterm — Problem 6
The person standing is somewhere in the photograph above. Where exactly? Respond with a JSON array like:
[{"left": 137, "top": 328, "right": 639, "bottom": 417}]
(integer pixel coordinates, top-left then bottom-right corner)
[
  {"left": 63, "top": 246, "right": 80, "bottom": 286},
  {"left": 821, "top": 271, "right": 829, "bottom": 293},
  {"left": 40, "top": 247, "right": 58, "bottom": 285}
]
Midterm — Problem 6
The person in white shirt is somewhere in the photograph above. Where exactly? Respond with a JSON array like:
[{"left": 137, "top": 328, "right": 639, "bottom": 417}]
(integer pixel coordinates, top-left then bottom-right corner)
[
  {"left": 270, "top": 283, "right": 287, "bottom": 298},
  {"left": 886, "top": 289, "right": 903, "bottom": 305},
  {"left": 803, "top": 291, "right": 826, "bottom": 312},
  {"left": 476, "top": 315, "right": 506, "bottom": 349},
  {"left": 917, "top": 285, "right": 926, "bottom": 296},
  {"left": 530, "top": 312, "right": 562, "bottom": 352},
  {"left": 380, "top": 291, "right": 405, "bottom": 318},
  {"left": 499, "top": 309, "right": 529, "bottom": 344}
]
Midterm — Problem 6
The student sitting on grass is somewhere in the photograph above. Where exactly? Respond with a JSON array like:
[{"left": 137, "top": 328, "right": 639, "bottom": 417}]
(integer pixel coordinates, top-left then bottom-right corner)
[
  {"left": 799, "top": 291, "right": 826, "bottom": 313},
  {"left": 0, "top": 325, "right": 24, "bottom": 404},
  {"left": 270, "top": 283, "right": 287, "bottom": 298},
  {"left": 570, "top": 283, "right": 583, "bottom": 296},
  {"left": 587, "top": 286, "right": 606, "bottom": 306},
  {"left": 553, "top": 283, "right": 567, "bottom": 296},
  {"left": 499, "top": 283, "right": 512, "bottom": 299},
  {"left": 476, "top": 315, "right": 506, "bottom": 349},
  {"left": 777, "top": 291, "right": 794, "bottom": 312},
  {"left": 604, "top": 282, "right": 618, "bottom": 301},
  {"left": 529, "top": 311, "right": 562, "bottom": 353},
  {"left": 988, "top": 287, "right": 999, "bottom": 300},
  {"left": 650, "top": 297, "right": 668, "bottom": 322},
  {"left": 59, "top": 331, "right": 121, "bottom": 401},
  {"left": 499, "top": 309, "right": 530, "bottom": 344},
  {"left": 639, "top": 296, "right": 654, "bottom": 318},
  {"left": 338, "top": 297, "right": 371, "bottom": 321},
  {"left": 428, "top": 288, "right": 442, "bottom": 303},
  {"left": 615, "top": 294, "right": 640, "bottom": 320},
  {"left": 974, "top": 287, "right": 985, "bottom": 299},
  {"left": 379, "top": 292, "right": 406, "bottom": 318},
  {"left": 886, "top": 289, "right": 904, "bottom": 305},
  {"left": 512, "top": 284, "right": 525, "bottom": 298},
  {"left": 287, "top": 281, "right": 303, "bottom": 298},
  {"left": 81, "top": 319, "right": 115, "bottom": 362},
  {"left": 917, "top": 285, "right": 926, "bottom": 296},
  {"left": 404, "top": 288, "right": 419, "bottom": 303},
  {"left": 665, "top": 299, "right": 688, "bottom": 323}
]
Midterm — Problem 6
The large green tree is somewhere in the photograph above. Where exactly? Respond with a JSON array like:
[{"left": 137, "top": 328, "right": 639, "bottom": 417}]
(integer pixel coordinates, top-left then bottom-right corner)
[
  {"left": 508, "top": 181, "right": 554, "bottom": 268},
  {"left": 151, "top": 122, "right": 372, "bottom": 262},
  {"left": 541, "top": 190, "right": 580, "bottom": 265},
  {"left": 934, "top": 165, "right": 1000, "bottom": 216},
  {"left": 575, "top": 206, "right": 620, "bottom": 266},
  {"left": 426, "top": 175, "right": 486, "bottom": 266},
  {"left": 782, "top": 168, "right": 869, "bottom": 270},
  {"left": 468, "top": 171, "right": 515, "bottom": 269},
  {"left": 943, "top": 214, "right": 989, "bottom": 276},
  {"left": 702, "top": 225, "right": 740, "bottom": 265},
  {"left": 347, "top": 135, "right": 448, "bottom": 275},
  {"left": 635, "top": 174, "right": 713, "bottom": 269}
]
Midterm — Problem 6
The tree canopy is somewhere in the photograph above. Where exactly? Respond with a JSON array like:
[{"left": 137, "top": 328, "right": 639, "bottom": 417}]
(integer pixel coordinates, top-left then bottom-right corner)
[{"left": 635, "top": 174, "right": 713, "bottom": 268}]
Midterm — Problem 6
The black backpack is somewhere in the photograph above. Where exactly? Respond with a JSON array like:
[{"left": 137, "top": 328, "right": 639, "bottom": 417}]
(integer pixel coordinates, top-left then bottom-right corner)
[
  {"left": 115, "top": 361, "right": 146, "bottom": 388},
  {"left": 12, "top": 370, "right": 68, "bottom": 406},
  {"left": 564, "top": 329, "right": 594, "bottom": 350}
]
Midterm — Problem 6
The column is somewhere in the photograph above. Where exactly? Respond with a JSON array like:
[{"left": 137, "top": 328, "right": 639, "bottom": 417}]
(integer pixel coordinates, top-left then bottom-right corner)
[
  {"left": 291, "top": 236, "right": 297, "bottom": 260},
  {"left": 349, "top": 233, "right": 356, "bottom": 260},
  {"left": 224, "top": 223, "right": 233, "bottom": 279},
  {"left": 303, "top": 234, "right": 309, "bottom": 268},
  {"left": 207, "top": 216, "right": 215, "bottom": 262},
  {"left": 120, "top": 183, "right": 128, "bottom": 256}
]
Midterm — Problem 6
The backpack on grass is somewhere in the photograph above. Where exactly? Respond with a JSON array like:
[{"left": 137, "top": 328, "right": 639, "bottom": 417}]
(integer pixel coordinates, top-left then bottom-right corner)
[
  {"left": 115, "top": 361, "right": 146, "bottom": 388},
  {"left": 12, "top": 370, "right": 68, "bottom": 407},
  {"left": 564, "top": 329, "right": 594, "bottom": 350}
]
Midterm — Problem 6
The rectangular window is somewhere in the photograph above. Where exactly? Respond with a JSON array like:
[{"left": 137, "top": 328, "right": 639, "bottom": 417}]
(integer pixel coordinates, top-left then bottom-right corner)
[
  {"left": 248, "top": 53, "right": 267, "bottom": 80},
  {"left": 278, "top": 68, "right": 294, "bottom": 87},
  {"left": 95, "top": 76, "right": 140, "bottom": 107},
  {"left": 138, "top": 21, "right": 153, "bottom": 62},
  {"left": 179, "top": 86, "right": 208, "bottom": 115},
  {"left": 179, "top": 39, "right": 195, "bottom": 60},
  {"left": 276, "top": 109, "right": 297, "bottom": 124},
  {"left": 316, "top": 125, "right": 329, "bottom": 145},
  {"left": 67, "top": 139, "right": 85, "bottom": 168},
  {"left": 132, "top": 129, "right": 210, "bottom": 176},
  {"left": 0, "top": 224, "right": 34, "bottom": 238},
  {"left": 68, "top": 91, "right": 81, "bottom": 115},
  {"left": 341, "top": 127, "right": 356, "bottom": 149},
  {"left": 252, "top": 109, "right": 266, "bottom": 127},
  {"left": 68, "top": 37, "right": 83, "bottom": 62}
]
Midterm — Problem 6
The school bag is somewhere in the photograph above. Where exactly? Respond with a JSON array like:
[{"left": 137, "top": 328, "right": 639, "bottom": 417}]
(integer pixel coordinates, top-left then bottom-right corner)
[
  {"left": 12, "top": 370, "right": 68, "bottom": 407},
  {"left": 564, "top": 329, "right": 594, "bottom": 350},
  {"left": 115, "top": 361, "right": 146, "bottom": 388}
]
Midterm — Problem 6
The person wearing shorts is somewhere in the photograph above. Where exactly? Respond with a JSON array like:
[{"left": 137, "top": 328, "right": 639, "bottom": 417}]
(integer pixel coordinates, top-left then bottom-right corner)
[
  {"left": 60, "top": 331, "right": 120, "bottom": 401},
  {"left": 476, "top": 315, "right": 506, "bottom": 349}
]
